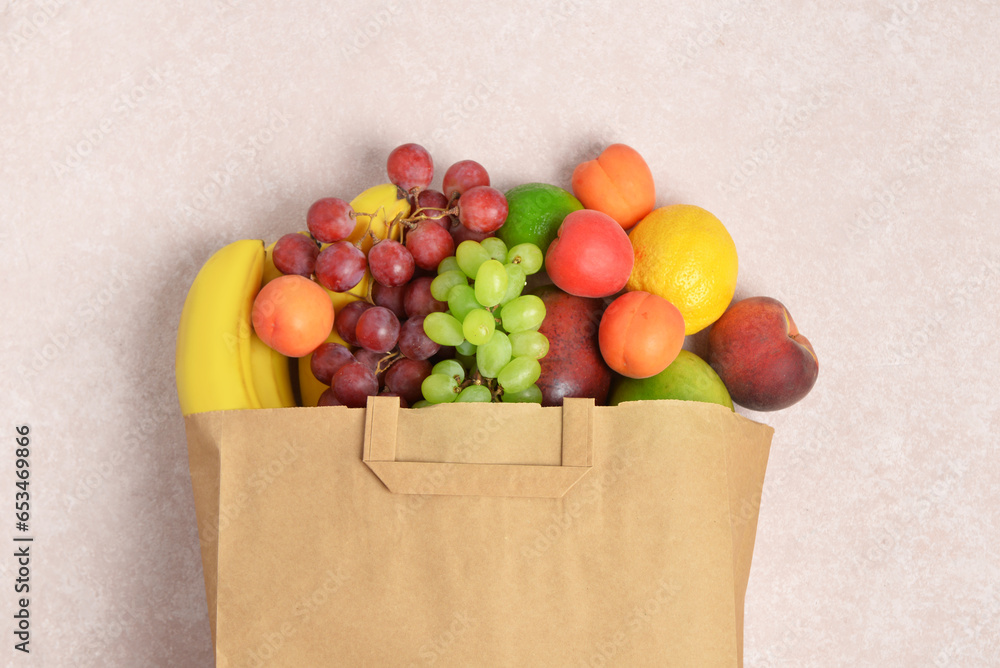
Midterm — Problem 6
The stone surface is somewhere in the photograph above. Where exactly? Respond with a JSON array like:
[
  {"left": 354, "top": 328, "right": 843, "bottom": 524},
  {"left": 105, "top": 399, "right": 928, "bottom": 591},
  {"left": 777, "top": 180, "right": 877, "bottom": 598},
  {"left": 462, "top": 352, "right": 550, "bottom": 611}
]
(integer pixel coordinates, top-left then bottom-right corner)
[{"left": 2, "top": 1, "right": 998, "bottom": 665}]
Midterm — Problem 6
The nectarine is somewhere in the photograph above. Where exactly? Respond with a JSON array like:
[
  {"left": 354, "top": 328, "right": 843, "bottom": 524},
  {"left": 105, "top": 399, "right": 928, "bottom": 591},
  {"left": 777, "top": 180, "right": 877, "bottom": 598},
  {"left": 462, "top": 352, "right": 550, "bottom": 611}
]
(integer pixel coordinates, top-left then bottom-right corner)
[
  {"left": 544, "top": 210, "right": 634, "bottom": 298},
  {"left": 252, "top": 275, "right": 335, "bottom": 358},
  {"left": 599, "top": 291, "right": 685, "bottom": 378}
]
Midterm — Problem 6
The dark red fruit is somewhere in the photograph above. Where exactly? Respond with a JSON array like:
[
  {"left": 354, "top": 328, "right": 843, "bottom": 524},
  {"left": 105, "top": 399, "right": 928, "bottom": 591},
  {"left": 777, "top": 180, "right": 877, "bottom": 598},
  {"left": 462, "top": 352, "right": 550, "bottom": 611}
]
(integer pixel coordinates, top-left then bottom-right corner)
[
  {"left": 307, "top": 198, "right": 355, "bottom": 243},
  {"left": 406, "top": 220, "right": 455, "bottom": 270},
  {"left": 335, "top": 301, "right": 372, "bottom": 347},
  {"left": 272, "top": 233, "right": 319, "bottom": 277},
  {"left": 387, "top": 143, "right": 434, "bottom": 191},
  {"left": 310, "top": 342, "right": 354, "bottom": 385},
  {"left": 442, "top": 160, "right": 489, "bottom": 200},
  {"left": 534, "top": 285, "right": 612, "bottom": 406}
]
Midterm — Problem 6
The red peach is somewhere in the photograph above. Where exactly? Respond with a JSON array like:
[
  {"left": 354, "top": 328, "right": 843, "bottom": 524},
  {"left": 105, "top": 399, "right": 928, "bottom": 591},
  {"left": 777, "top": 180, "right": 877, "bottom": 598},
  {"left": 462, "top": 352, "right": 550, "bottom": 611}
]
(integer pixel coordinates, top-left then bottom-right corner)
[
  {"left": 707, "top": 296, "right": 818, "bottom": 411},
  {"left": 544, "top": 209, "right": 634, "bottom": 298}
]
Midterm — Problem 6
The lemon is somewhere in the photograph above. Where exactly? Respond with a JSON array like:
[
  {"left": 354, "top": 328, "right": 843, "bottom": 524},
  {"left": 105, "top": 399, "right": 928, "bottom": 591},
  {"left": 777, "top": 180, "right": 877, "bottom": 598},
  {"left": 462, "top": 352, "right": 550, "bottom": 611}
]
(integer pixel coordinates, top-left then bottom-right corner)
[{"left": 627, "top": 205, "right": 738, "bottom": 335}]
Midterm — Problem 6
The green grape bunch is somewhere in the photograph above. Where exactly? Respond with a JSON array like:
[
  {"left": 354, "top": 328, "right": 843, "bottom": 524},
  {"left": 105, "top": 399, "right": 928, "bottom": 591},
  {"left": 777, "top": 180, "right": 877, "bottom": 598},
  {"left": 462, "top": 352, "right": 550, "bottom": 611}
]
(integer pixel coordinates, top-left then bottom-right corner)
[{"left": 419, "top": 239, "right": 548, "bottom": 405}]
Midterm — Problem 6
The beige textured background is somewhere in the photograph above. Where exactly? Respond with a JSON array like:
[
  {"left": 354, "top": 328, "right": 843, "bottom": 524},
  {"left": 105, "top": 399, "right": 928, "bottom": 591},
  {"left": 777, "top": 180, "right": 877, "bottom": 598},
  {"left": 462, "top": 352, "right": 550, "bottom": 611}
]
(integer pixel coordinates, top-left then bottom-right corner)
[{"left": 2, "top": 1, "right": 998, "bottom": 666}]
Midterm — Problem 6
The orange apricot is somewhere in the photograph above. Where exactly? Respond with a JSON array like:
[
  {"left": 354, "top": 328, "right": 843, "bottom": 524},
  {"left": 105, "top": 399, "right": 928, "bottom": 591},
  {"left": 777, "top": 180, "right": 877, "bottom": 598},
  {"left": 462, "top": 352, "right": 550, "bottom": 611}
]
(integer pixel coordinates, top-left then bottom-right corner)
[
  {"left": 252, "top": 275, "right": 334, "bottom": 357},
  {"left": 571, "top": 144, "right": 656, "bottom": 229},
  {"left": 598, "top": 291, "right": 685, "bottom": 379}
]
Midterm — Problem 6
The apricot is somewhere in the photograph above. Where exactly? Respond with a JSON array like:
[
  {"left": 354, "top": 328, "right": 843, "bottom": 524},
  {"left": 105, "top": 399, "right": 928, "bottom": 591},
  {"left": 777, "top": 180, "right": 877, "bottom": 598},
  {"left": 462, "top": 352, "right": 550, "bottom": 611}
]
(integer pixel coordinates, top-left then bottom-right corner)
[
  {"left": 599, "top": 291, "right": 684, "bottom": 379},
  {"left": 252, "top": 275, "right": 334, "bottom": 357},
  {"left": 571, "top": 144, "right": 655, "bottom": 229}
]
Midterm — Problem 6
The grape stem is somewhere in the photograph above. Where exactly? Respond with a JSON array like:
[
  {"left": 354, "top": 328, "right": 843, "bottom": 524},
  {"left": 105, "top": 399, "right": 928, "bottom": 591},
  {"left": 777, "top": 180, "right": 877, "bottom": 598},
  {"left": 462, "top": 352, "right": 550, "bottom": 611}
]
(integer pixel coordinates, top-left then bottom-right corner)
[{"left": 375, "top": 352, "right": 400, "bottom": 375}]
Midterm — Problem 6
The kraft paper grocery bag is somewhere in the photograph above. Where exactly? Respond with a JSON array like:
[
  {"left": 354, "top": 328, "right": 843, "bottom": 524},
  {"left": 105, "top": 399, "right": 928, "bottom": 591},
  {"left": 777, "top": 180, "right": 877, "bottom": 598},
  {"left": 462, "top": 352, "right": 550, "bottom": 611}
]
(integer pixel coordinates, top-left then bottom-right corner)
[{"left": 184, "top": 396, "right": 773, "bottom": 667}]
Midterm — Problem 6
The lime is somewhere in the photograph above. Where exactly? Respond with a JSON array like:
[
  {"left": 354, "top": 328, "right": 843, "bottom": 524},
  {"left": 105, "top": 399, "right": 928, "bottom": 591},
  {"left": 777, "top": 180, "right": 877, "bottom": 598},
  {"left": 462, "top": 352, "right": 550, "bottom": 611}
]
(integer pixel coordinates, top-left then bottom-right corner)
[
  {"left": 497, "top": 183, "right": 583, "bottom": 253},
  {"left": 608, "top": 350, "right": 733, "bottom": 409}
]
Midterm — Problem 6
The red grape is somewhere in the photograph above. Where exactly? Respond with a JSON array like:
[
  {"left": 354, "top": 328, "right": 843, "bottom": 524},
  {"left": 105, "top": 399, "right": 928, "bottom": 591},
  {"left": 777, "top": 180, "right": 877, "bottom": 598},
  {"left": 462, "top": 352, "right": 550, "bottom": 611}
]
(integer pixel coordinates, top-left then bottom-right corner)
[
  {"left": 372, "top": 282, "right": 408, "bottom": 319},
  {"left": 355, "top": 306, "right": 400, "bottom": 353},
  {"left": 317, "top": 388, "right": 343, "bottom": 406},
  {"left": 457, "top": 186, "right": 508, "bottom": 233},
  {"left": 307, "top": 198, "right": 355, "bottom": 243},
  {"left": 354, "top": 348, "right": 388, "bottom": 386},
  {"left": 335, "top": 300, "right": 371, "bottom": 346},
  {"left": 406, "top": 220, "right": 455, "bottom": 270},
  {"left": 387, "top": 143, "right": 434, "bottom": 191},
  {"left": 384, "top": 358, "right": 432, "bottom": 405},
  {"left": 315, "top": 241, "right": 367, "bottom": 292},
  {"left": 310, "top": 341, "right": 355, "bottom": 384},
  {"left": 450, "top": 218, "right": 494, "bottom": 245},
  {"left": 398, "top": 316, "right": 440, "bottom": 360},
  {"left": 404, "top": 277, "right": 447, "bottom": 318},
  {"left": 442, "top": 160, "right": 489, "bottom": 200},
  {"left": 332, "top": 361, "right": 379, "bottom": 408},
  {"left": 272, "top": 233, "right": 319, "bottom": 277},
  {"left": 368, "top": 239, "right": 415, "bottom": 287},
  {"left": 416, "top": 189, "right": 452, "bottom": 229}
]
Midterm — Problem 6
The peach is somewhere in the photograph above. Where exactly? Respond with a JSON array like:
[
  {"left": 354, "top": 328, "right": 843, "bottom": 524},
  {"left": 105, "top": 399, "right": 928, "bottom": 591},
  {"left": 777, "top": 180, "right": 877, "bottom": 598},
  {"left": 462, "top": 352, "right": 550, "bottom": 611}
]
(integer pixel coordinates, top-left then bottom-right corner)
[
  {"left": 599, "top": 291, "right": 685, "bottom": 378},
  {"left": 544, "top": 209, "right": 634, "bottom": 298},
  {"left": 706, "top": 296, "right": 818, "bottom": 411},
  {"left": 571, "top": 144, "right": 656, "bottom": 229},
  {"left": 252, "top": 275, "right": 334, "bottom": 357}
]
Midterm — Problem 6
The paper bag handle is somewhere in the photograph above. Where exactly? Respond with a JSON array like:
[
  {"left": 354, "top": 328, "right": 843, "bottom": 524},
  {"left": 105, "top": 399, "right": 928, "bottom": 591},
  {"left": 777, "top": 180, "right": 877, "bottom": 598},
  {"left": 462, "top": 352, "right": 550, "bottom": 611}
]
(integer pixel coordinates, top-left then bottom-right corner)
[{"left": 362, "top": 395, "right": 594, "bottom": 498}]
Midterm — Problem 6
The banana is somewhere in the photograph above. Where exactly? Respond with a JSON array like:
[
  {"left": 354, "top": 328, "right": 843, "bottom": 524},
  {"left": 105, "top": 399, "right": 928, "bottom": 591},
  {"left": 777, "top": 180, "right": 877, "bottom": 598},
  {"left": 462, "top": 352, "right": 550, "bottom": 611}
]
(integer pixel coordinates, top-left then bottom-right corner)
[
  {"left": 250, "top": 330, "right": 296, "bottom": 409},
  {"left": 298, "top": 329, "right": 353, "bottom": 407},
  {"left": 176, "top": 239, "right": 266, "bottom": 415},
  {"left": 348, "top": 183, "right": 411, "bottom": 253}
]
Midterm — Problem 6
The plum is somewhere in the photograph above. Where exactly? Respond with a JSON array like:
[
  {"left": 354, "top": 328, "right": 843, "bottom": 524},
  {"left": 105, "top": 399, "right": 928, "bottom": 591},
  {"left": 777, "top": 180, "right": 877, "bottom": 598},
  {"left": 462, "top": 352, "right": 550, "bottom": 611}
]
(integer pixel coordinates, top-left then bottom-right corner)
[{"left": 533, "top": 285, "right": 612, "bottom": 406}]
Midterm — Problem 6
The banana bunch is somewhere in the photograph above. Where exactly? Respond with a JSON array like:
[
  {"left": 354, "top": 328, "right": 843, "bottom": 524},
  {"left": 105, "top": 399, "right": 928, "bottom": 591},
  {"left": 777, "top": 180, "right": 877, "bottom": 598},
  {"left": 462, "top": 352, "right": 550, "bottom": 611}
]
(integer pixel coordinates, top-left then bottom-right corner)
[
  {"left": 176, "top": 184, "right": 410, "bottom": 413},
  {"left": 175, "top": 240, "right": 295, "bottom": 415}
]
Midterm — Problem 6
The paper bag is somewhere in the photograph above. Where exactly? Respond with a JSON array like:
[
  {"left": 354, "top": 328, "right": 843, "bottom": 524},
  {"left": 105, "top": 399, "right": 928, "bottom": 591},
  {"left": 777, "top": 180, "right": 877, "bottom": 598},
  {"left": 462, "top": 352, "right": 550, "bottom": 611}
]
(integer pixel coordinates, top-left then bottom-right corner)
[{"left": 184, "top": 396, "right": 773, "bottom": 667}]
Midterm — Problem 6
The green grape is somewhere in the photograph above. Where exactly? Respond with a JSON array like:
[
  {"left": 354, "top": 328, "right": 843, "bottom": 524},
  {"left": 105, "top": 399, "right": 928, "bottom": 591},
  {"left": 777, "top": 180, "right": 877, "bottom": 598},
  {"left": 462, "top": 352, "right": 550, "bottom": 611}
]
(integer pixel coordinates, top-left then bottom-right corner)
[
  {"left": 432, "top": 359, "right": 465, "bottom": 381},
  {"left": 506, "top": 243, "right": 544, "bottom": 275},
  {"left": 497, "top": 356, "right": 542, "bottom": 394},
  {"left": 456, "top": 240, "right": 490, "bottom": 278},
  {"left": 500, "top": 295, "right": 546, "bottom": 333},
  {"left": 447, "top": 284, "right": 480, "bottom": 321},
  {"left": 423, "top": 312, "right": 465, "bottom": 346},
  {"left": 421, "top": 373, "right": 461, "bottom": 403},
  {"left": 455, "top": 351, "right": 477, "bottom": 371},
  {"left": 476, "top": 330, "right": 511, "bottom": 378},
  {"left": 455, "top": 339, "right": 477, "bottom": 356},
  {"left": 508, "top": 331, "right": 549, "bottom": 359},
  {"left": 481, "top": 237, "right": 508, "bottom": 263},
  {"left": 474, "top": 259, "right": 508, "bottom": 308},
  {"left": 501, "top": 384, "right": 543, "bottom": 404},
  {"left": 462, "top": 308, "right": 496, "bottom": 346},
  {"left": 412, "top": 400, "right": 433, "bottom": 408},
  {"left": 455, "top": 384, "right": 492, "bottom": 402},
  {"left": 437, "top": 256, "right": 461, "bottom": 275},
  {"left": 499, "top": 263, "right": 526, "bottom": 306},
  {"left": 431, "top": 270, "right": 468, "bottom": 301}
]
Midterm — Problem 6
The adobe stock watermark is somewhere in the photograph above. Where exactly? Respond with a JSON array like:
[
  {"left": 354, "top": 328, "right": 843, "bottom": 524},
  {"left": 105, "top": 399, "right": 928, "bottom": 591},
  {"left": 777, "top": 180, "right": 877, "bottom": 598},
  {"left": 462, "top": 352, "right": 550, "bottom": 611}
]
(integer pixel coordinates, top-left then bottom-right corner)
[
  {"left": 244, "top": 565, "right": 352, "bottom": 667},
  {"left": 50, "top": 63, "right": 175, "bottom": 179},
  {"left": 847, "top": 132, "right": 955, "bottom": 243},
  {"left": 668, "top": 0, "right": 752, "bottom": 71},
  {"left": 405, "top": 611, "right": 477, "bottom": 667},
  {"left": 169, "top": 107, "right": 289, "bottom": 236},
  {"left": 865, "top": 457, "right": 969, "bottom": 564},
  {"left": 576, "top": 579, "right": 683, "bottom": 667},
  {"left": 340, "top": 0, "right": 402, "bottom": 59},
  {"left": 394, "top": 409, "right": 508, "bottom": 523},
  {"left": 717, "top": 87, "right": 834, "bottom": 194},
  {"left": 425, "top": 80, "right": 500, "bottom": 156},
  {"left": 15, "top": 266, "right": 130, "bottom": 386},
  {"left": 519, "top": 450, "right": 635, "bottom": 560},
  {"left": 3, "top": 0, "right": 70, "bottom": 54}
]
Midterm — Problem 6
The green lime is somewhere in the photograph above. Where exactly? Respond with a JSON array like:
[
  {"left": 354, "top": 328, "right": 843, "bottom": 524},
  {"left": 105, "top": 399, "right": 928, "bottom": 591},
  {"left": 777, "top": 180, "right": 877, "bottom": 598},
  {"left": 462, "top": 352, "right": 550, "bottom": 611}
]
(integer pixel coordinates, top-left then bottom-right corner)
[
  {"left": 609, "top": 350, "right": 734, "bottom": 410},
  {"left": 497, "top": 183, "right": 583, "bottom": 254}
]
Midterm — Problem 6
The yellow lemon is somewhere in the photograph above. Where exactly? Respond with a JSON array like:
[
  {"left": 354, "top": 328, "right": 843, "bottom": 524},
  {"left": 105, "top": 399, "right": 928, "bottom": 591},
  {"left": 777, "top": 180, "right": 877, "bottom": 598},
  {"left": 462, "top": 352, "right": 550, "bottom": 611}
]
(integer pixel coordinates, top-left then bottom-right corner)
[{"left": 627, "top": 205, "right": 738, "bottom": 335}]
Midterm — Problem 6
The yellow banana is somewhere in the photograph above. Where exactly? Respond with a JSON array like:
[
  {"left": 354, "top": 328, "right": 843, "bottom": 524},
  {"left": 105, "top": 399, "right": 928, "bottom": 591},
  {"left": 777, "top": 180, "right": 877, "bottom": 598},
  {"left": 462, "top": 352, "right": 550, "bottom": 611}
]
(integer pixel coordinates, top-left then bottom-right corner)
[
  {"left": 298, "top": 329, "right": 353, "bottom": 407},
  {"left": 250, "top": 330, "right": 296, "bottom": 409},
  {"left": 175, "top": 240, "right": 265, "bottom": 415},
  {"left": 348, "top": 183, "right": 411, "bottom": 253}
]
